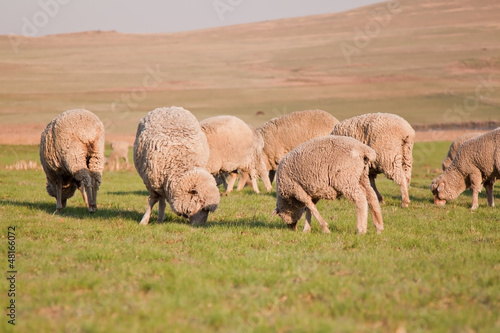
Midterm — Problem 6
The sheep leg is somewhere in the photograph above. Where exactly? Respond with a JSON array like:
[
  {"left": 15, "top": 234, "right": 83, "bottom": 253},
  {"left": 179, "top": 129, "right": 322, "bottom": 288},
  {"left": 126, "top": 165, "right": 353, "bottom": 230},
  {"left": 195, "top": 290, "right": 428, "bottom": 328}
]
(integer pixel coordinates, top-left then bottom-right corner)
[
  {"left": 157, "top": 197, "right": 166, "bottom": 222},
  {"left": 250, "top": 177, "right": 261, "bottom": 194},
  {"left": 485, "top": 180, "right": 495, "bottom": 208},
  {"left": 369, "top": 175, "right": 385, "bottom": 204},
  {"left": 269, "top": 170, "right": 276, "bottom": 184},
  {"left": 257, "top": 159, "right": 272, "bottom": 192},
  {"left": 303, "top": 208, "right": 312, "bottom": 233},
  {"left": 225, "top": 172, "right": 238, "bottom": 193},
  {"left": 79, "top": 186, "right": 89, "bottom": 208},
  {"left": 236, "top": 172, "right": 249, "bottom": 191},
  {"left": 344, "top": 188, "right": 369, "bottom": 234},
  {"left": 470, "top": 173, "right": 482, "bottom": 210},
  {"left": 55, "top": 184, "right": 64, "bottom": 211},
  {"left": 304, "top": 200, "right": 330, "bottom": 234},
  {"left": 361, "top": 176, "right": 384, "bottom": 233},
  {"left": 398, "top": 176, "right": 410, "bottom": 208},
  {"left": 140, "top": 194, "right": 159, "bottom": 225}
]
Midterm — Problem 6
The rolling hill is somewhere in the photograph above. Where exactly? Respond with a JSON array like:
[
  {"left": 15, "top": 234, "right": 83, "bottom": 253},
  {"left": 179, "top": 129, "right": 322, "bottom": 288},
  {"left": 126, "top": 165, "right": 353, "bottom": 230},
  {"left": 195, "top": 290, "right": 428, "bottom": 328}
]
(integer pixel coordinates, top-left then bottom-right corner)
[{"left": 0, "top": 0, "right": 499, "bottom": 144}]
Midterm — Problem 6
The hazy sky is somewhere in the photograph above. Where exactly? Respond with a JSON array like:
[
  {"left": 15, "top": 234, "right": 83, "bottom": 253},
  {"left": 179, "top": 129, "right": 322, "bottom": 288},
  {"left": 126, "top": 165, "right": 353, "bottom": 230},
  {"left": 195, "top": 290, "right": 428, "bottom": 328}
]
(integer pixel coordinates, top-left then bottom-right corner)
[{"left": 1, "top": 0, "right": 381, "bottom": 36}]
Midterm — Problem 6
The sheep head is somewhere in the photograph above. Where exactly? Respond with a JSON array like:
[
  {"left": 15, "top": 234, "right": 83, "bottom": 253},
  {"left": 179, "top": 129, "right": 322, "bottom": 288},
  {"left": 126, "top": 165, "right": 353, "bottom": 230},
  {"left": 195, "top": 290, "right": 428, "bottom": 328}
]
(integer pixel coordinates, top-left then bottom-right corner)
[
  {"left": 170, "top": 169, "right": 220, "bottom": 226},
  {"left": 430, "top": 170, "right": 467, "bottom": 206}
]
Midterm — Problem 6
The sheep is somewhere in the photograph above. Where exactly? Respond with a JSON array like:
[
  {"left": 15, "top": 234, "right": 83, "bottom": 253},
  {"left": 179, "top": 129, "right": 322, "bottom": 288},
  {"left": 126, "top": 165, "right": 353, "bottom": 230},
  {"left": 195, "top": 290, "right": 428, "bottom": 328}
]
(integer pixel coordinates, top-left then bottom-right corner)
[
  {"left": 430, "top": 128, "right": 500, "bottom": 210},
  {"left": 332, "top": 113, "right": 415, "bottom": 208},
  {"left": 106, "top": 140, "right": 130, "bottom": 171},
  {"left": 272, "top": 136, "right": 384, "bottom": 234},
  {"left": 441, "top": 132, "right": 482, "bottom": 170},
  {"left": 133, "top": 106, "right": 220, "bottom": 225},
  {"left": 39, "top": 109, "right": 105, "bottom": 213},
  {"left": 200, "top": 115, "right": 272, "bottom": 194},
  {"left": 256, "top": 109, "right": 339, "bottom": 183}
]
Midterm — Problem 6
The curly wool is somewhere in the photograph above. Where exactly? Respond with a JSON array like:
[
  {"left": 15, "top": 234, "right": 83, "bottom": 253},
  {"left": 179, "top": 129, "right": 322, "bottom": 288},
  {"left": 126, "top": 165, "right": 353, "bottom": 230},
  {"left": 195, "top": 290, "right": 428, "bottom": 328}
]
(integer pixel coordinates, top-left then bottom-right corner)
[
  {"left": 134, "top": 107, "right": 220, "bottom": 225},
  {"left": 40, "top": 109, "right": 105, "bottom": 212},
  {"left": 257, "top": 109, "right": 339, "bottom": 174},
  {"left": 431, "top": 128, "right": 500, "bottom": 210},
  {"left": 441, "top": 132, "right": 482, "bottom": 170},
  {"left": 200, "top": 115, "right": 271, "bottom": 194},
  {"left": 332, "top": 112, "right": 415, "bottom": 207},
  {"left": 273, "top": 136, "right": 384, "bottom": 234}
]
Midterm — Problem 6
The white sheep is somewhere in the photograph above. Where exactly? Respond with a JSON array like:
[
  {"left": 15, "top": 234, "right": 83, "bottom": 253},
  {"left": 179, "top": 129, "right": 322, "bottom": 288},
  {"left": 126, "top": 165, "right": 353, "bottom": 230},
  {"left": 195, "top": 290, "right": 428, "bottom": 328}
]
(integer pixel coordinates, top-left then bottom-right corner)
[
  {"left": 441, "top": 132, "right": 482, "bottom": 170},
  {"left": 106, "top": 140, "right": 130, "bottom": 171},
  {"left": 134, "top": 107, "right": 220, "bottom": 225},
  {"left": 200, "top": 115, "right": 272, "bottom": 194},
  {"left": 272, "top": 136, "right": 384, "bottom": 234},
  {"left": 39, "top": 109, "right": 105, "bottom": 213},
  {"left": 332, "top": 113, "right": 415, "bottom": 208},
  {"left": 431, "top": 128, "right": 500, "bottom": 210},
  {"left": 257, "top": 109, "right": 339, "bottom": 183}
]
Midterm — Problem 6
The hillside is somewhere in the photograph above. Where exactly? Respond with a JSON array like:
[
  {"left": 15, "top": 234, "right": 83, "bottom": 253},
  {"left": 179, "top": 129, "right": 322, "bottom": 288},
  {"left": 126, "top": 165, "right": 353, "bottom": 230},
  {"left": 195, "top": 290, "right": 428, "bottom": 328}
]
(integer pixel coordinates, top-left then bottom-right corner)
[{"left": 0, "top": 0, "right": 499, "bottom": 144}]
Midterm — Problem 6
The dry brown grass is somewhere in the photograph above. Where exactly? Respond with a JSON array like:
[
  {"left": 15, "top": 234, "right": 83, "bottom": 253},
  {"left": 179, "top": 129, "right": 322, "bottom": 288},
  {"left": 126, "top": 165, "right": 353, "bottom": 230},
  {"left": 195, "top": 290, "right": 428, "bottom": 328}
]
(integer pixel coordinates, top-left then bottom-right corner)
[{"left": 0, "top": 0, "right": 499, "bottom": 144}]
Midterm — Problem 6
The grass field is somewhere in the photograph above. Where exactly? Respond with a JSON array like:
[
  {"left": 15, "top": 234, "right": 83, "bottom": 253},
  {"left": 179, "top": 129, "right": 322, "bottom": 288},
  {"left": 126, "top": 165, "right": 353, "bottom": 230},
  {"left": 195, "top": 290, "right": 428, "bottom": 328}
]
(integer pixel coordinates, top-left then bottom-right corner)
[{"left": 1, "top": 142, "right": 499, "bottom": 332}]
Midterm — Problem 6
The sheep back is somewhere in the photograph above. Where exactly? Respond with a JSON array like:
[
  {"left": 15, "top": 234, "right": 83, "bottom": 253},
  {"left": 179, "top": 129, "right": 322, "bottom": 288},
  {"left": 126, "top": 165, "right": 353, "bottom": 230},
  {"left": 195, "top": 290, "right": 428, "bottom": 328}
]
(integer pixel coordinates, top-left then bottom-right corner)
[
  {"left": 258, "top": 109, "right": 339, "bottom": 170},
  {"left": 441, "top": 132, "right": 482, "bottom": 170},
  {"left": 200, "top": 115, "right": 260, "bottom": 175},
  {"left": 332, "top": 112, "right": 415, "bottom": 184},
  {"left": 134, "top": 106, "right": 210, "bottom": 196}
]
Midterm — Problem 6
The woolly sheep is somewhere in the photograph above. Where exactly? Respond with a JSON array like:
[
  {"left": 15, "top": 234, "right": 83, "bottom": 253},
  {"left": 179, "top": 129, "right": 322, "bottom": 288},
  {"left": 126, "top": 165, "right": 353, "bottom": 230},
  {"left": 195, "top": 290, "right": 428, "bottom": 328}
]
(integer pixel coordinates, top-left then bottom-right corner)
[
  {"left": 431, "top": 128, "right": 500, "bottom": 210},
  {"left": 40, "top": 109, "right": 105, "bottom": 213},
  {"left": 332, "top": 113, "right": 415, "bottom": 208},
  {"left": 272, "top": 136, "right": 384, "bottom": 234},
  {"left": 134, "top": 107, "right": 220, "bottom": 225},
  {"left": 441, "top": 132, "right": 482, "bottom": 170},
  {"left": 106, "top": 140, "right": 129, "bottom": 171},
  {"left": 257, "top": 109, "right": 339, "bottom": 183},
  {"left": 200, "top": 115, "right": 272, "bottom": 194}
]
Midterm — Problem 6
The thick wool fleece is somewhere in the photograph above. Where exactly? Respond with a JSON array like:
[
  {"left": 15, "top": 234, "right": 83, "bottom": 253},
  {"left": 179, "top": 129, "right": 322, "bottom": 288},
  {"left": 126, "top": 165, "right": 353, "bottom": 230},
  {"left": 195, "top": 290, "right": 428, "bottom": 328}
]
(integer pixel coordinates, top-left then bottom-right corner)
[
  {"left": 40, "top": 109, "right": 105, "bottom": 212},
  {"left": 431, "top": 128, "right": 500, "bottom": 210},
  {"left": 200, "top": 115, "right": 271, "bottom": 194},
  {"left": 134, "top": 106, "right": 220, "bottom": 225},
  {"left": 274, "top": 135, "right": 384, "bottom": 234},
  {"left": 257, "top": 109, "right": 339, "bottom": 175},
  {"left": 332, "top": 112, "right": 415, "bottom": 208},
  {"left": 441, "top": 132, "right": 482, "bottom": 170}
]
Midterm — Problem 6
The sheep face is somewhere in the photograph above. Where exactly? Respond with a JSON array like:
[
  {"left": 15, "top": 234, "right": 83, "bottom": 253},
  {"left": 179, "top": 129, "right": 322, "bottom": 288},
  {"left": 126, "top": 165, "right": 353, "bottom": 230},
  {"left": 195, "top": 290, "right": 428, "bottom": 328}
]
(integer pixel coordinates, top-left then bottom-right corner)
[
  {"left": 430, "top": 175, "right": 467, "bottom": 206},
  {"left": 170, "top": 170, "right": 220, "bottom": 226},
  {"left": 273, "top": 197, "right": 306, "bottom": 230}
]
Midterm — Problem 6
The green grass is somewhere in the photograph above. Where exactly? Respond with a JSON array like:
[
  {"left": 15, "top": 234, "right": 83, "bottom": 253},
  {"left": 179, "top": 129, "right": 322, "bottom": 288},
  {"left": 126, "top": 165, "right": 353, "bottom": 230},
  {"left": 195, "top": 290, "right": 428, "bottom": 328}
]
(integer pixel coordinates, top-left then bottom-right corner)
[{"left": 1, "top": 142, "right": 499, "bottom": 332}]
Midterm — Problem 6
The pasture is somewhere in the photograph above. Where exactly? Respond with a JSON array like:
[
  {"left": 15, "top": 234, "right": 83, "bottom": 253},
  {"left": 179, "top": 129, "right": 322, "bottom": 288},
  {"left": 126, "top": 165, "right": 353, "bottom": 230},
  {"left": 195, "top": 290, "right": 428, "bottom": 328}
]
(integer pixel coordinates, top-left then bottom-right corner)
[{"left": 1, "top": 142, "right": 499, "bottom": 332}]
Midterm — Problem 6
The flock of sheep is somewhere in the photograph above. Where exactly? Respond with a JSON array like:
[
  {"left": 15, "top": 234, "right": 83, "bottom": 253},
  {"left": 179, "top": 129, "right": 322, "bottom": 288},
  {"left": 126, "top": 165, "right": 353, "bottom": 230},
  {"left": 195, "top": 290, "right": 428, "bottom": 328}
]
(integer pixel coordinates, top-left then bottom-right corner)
[{"left": 39, "top": 107, "right": 499, "bottom": 233}]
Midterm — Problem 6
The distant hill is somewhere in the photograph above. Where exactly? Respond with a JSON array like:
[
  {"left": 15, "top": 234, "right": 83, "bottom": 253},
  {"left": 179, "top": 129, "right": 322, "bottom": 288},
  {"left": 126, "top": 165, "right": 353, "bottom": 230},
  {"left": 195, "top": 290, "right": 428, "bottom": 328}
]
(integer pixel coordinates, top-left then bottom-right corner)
[{"left": 0, "top": 0, "right": 498, "bottom": 144}]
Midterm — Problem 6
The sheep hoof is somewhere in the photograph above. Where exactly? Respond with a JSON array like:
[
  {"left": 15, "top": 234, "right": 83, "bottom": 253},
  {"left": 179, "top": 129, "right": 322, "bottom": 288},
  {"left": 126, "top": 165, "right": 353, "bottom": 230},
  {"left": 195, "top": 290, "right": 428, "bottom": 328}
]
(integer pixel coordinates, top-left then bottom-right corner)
[
  {"left": 322, "top": 228, "right": 331, "bottom": 234},
  {"left": 401, "top": 202, "right": 409, "bottom": 208}
]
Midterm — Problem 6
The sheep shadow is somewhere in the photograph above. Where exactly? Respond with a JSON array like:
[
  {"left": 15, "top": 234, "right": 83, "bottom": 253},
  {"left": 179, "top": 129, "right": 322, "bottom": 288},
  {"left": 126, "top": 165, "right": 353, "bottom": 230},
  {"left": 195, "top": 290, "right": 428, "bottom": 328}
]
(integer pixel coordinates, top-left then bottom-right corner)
[
  {"left": 0, "top": 199, "right": 144, "bottom": 222},
  {"left": 106, "top": 190, "right": 149, "bottom": 196},
  {"left": 205, "top": 217, "right": 285, "bottom": 230}
]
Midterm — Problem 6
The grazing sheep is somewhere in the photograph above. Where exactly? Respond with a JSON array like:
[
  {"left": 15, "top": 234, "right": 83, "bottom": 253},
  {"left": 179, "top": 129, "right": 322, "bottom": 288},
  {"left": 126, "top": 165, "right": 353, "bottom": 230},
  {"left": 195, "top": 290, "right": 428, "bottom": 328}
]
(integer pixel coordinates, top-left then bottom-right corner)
[
  {"left": 257, "top": 109, "right": 339, "bottom": 183},
  {"left": 200, "top": 115, "right": 272, "bottom": 194},
  {"left": 272, "top": 136, "right": 384, "bottom": 234},
  {"left": 431, "top": 128, "right": 500, "bottom": 210},
  {"left": 106, "top": 140, "right": 129, "bottom": 171},
  {"left": 441, "top": 133, "right": 482, "bottom": 170},
  {"left": 40, "top": 109, "right": 105, "bottom": 213},
  {"left": 134, "top": 107, "right": 220, "bottom": 225},
  {"left": 332, "top": 113, "right": 415, "bottom": 208}
]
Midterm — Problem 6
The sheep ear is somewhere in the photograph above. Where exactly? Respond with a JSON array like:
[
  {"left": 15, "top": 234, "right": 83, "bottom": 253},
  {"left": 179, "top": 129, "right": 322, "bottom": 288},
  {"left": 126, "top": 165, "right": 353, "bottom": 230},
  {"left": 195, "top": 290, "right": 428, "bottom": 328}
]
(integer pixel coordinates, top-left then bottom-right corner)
[
  {"left": 271, "top": 209, "right": 278, "bottom": 218},
  {"left": 437, "top": 182, "right": 445, "bottom": 192}
]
